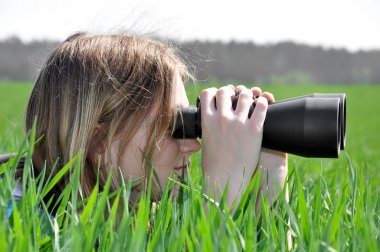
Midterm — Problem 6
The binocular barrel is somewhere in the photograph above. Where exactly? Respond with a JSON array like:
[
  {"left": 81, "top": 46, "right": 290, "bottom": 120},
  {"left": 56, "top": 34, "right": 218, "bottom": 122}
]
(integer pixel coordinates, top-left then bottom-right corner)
[{"left": 172, "top": 93, "right": 346, "bottom": 158}]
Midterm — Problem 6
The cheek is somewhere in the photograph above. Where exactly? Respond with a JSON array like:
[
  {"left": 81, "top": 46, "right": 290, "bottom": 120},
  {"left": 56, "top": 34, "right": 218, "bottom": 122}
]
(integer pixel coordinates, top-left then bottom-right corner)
[
  {"left": 108, "top": 126, "right": 149, "bottom": 182},
  {"left": 121, "top": 146, "right": 145, "bottom": 179},
  {"left": 152, "top": 140, "right": 180, "bottom": 176},
  {"left": 152, "top": 140, "right": 179, "bottom": 169},
  {"left": 108, "top": 141, "right": 144, "bottom": 182}
]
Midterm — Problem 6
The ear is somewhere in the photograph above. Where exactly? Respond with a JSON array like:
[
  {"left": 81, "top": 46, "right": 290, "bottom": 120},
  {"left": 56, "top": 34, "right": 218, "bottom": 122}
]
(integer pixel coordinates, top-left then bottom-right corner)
[
  {"left": 93, "top": 123, "right": 104, "bottom": 136},
  {"left": 87, "top": 123, "right": 107, "bottom": 165}
]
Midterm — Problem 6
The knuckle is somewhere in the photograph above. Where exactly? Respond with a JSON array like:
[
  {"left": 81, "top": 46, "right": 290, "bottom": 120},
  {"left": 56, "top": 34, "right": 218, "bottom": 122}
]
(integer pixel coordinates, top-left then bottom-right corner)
[
  {"left": 239, "top": 91, "right": 252, "bottom": 100},
  {"left": 235, "top": 116, "right": 246, "bottom": 125},
  {"left": 249, "top": 122, "right": 263, "bottom": 135},
  {"left": 262, "top": 91, "right": 272, "bottom": 96},
  {"left": 255, "top": 97, "right": 268, "bottom": 110},
  {"left": 217, "top": 86, "right": 235, "bottom": 96},
  {"left": 252, "top": 86, "right": 262, "bottom": 92},
  {"left": 222, "top": 85, "right": 232, "bottom": 90},
  {"left": 251, "top": 87, "right": 263, "bottom": 96},
  {"left": 236, "top": 85, "right": 247, "bottom": 90},
  {"left": 263, "top": 91, "right": 275, "bottom": 100},
  {"left": 216, "top": 88, "right": 225, "bottom": 95},
  {"left": 201, "top": 88, "right": 217, "bottom": 98}
]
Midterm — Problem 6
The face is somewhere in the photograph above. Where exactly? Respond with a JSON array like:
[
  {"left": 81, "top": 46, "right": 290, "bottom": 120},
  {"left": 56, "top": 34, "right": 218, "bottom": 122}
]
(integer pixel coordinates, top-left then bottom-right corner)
[{"left": 110, "top": 71, "right": 201, "bottom": 198}]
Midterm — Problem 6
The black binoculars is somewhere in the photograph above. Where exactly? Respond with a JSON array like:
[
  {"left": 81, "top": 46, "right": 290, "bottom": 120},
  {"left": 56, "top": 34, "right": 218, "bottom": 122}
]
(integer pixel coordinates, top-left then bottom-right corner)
[{"left": 172, "top": 93, "right": 346, "bottom": 158}]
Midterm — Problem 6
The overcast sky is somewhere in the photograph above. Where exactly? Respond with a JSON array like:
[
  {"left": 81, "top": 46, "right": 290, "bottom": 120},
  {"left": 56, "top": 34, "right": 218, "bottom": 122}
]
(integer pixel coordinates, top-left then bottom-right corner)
[{"left": 1, "top": 0, "right": 380, "bottom": 51}]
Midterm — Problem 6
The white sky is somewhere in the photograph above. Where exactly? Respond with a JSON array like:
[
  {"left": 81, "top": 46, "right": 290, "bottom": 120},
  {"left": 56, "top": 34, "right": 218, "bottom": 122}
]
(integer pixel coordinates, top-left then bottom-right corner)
[{"left": 1, "top": 0, "right": 380, "bottom": 51}]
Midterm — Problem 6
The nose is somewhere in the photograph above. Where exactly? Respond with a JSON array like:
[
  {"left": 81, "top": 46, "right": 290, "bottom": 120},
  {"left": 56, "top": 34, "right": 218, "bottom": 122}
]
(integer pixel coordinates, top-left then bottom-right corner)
[{"left": 179, "top": 139, "right": 201, "bottom": 154}]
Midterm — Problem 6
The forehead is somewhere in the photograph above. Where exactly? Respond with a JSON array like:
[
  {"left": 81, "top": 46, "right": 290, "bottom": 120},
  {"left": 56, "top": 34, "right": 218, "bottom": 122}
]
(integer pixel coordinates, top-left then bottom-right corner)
[{"left": 174, "top": 72, "right": 189, "bottom": 108}]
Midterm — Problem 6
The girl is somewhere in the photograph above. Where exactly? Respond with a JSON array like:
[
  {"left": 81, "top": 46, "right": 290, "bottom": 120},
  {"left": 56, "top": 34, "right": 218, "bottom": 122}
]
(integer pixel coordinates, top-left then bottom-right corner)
[{"left": 7, "top": 32, "right": 287, "bottom": 212}]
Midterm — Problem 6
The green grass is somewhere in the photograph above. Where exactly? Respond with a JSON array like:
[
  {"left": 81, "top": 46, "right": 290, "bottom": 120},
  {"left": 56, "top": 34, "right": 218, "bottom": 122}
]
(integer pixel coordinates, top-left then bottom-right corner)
[
  {"left": 0, "top": 81, "right": 379, "bottom": 251},
  {"left": 187, "top": 83, "right": 380, "bottom": 184},
  {"left": 0, "top": 81, "right": 33, "bottom": 151}
]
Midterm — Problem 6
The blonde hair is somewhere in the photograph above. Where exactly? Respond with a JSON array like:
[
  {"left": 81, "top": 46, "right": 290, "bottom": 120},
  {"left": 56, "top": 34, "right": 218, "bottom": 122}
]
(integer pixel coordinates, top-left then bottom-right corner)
[{"left": 26, "top": 32, "right": 189, "bottom": 205}]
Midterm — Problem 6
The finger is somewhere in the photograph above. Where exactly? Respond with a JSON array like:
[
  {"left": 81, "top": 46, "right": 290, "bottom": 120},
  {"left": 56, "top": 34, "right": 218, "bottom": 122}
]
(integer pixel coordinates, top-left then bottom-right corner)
[
  {"left": 251, "top": 87, "right": 262, "bottom": 97},
  {"left": 234, "top": 89, "right": 254, "bottom": 120},
  {"left": 200, "top": 87, "right": 218, "bottom": 115},
  {"left": 215, "top": 85, "right": 235, "bottom": 114},
  {"left": 226, "top": 84, "right": 235, "bottom": 90},
  {"left": 249, "top": 96, "right": 268, "bottom": 133},
  {"left": 261, "top": 92, "right": 275, "bottom": 104},
  {"left": 235, "top": 85, "right": 247, "bottom": 93}
]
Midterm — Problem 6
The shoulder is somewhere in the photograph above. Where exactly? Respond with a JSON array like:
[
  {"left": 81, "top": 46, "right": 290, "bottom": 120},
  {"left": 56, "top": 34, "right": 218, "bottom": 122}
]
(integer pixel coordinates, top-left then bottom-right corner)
[
  {"left": 1, "top": 154, "right": 25, "bottom": 217},
  {"left": 0, "top": 153, "right": 13, "bottom": 164},
  {"left": 0, "top": 153, "right": 26, "bottom": 165},
  {"left": 0, "top": 153, "right": 26, "bottom": 177}
]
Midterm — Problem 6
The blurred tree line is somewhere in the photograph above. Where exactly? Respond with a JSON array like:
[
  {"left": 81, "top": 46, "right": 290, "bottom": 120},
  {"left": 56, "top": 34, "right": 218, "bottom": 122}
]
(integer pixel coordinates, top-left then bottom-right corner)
[{"left": 1, "top": 36, "right": 379, "bottom": 84}]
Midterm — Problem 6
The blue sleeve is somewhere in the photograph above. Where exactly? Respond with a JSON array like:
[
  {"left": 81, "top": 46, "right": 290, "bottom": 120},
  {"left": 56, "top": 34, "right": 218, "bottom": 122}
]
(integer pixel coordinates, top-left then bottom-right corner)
[{"left": 7, "top": 201, "right": 18, "bottom": 217}]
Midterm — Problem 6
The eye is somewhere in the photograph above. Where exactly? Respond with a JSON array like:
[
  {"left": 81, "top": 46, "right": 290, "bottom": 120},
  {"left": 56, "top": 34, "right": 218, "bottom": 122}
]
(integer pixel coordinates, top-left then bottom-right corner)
[
  {"left": 167, "top": 106, "right": 181, "bottom": 137},
  {"left": 166, "top": 112, "right": 177, "bottom": 137}
]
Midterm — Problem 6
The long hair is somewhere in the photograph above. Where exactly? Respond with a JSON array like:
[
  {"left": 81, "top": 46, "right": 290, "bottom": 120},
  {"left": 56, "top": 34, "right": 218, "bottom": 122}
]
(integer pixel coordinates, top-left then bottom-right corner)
[{"left": 25, "top": 32, "right": 189, "bottom": 207}]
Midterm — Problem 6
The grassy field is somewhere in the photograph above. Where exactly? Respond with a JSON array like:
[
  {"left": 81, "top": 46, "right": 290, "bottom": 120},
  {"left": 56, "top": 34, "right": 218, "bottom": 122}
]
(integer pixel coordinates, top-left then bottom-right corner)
[
  {"left": 0, "top": 81, "right": 379, "bottom": 250},
  {"left": 187, "top": 83, "right": 380, "bottom": 186}
]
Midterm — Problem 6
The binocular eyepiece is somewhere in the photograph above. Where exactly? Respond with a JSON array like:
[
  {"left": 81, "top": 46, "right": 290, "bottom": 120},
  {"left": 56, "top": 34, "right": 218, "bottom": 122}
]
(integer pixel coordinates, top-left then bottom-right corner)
[{"left": 172, "top": 93, "right": 346, "bottom": 158}]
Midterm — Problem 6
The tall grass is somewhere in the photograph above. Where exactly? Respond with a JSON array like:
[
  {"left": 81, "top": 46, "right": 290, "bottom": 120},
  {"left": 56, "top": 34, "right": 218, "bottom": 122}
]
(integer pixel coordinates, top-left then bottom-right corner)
[
  {"left": 0, "top": 128, "right": 379, "bottom": 251},
  {"left": 1, "top": 82, "right": 379, "bottom": 250}
]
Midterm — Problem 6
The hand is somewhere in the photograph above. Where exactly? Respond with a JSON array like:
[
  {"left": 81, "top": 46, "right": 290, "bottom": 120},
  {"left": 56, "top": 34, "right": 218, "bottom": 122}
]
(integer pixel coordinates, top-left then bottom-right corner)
[
  {"left": 200, "top": 85, "right": 269, "bottom": 206},
  {"left": 256, "top": 148, "right": 288, "bottom": 207},
  {"left": 254, "top": 90, "right": 288, "bottom": 209}
]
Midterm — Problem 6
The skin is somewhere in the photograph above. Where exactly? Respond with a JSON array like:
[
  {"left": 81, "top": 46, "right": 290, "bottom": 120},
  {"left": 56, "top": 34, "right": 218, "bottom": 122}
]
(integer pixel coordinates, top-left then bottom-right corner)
[
  {"left": 108, "top": 72, "right": 287, "bottom": 206},
  {"left": 108, "top": 72, "right": 201, "bottom": 197},
  {"left": 200, "top": 85, "right": 288, "bottom": 207}
]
